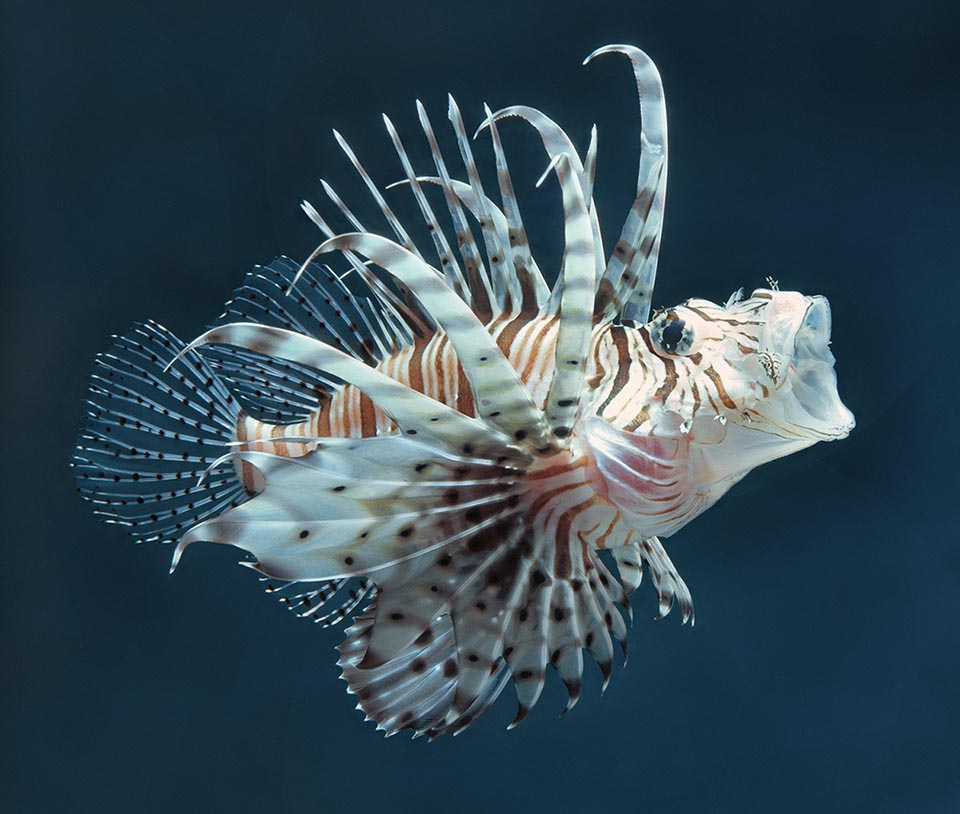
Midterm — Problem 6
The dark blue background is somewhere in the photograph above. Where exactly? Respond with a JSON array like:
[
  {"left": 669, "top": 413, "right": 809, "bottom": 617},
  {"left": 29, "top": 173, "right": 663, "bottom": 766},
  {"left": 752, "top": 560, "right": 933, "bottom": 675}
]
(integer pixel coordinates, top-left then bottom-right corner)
[{"left": 3, "top": 1, "right": 957, "bottom": 812}]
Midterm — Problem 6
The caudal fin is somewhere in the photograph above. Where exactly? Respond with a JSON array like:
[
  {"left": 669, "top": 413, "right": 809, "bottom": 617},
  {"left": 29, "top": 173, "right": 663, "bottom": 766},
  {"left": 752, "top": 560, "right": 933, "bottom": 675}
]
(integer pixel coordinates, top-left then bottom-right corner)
[{"left": 71, "top": 320, "right": 246, "bottom": 547}]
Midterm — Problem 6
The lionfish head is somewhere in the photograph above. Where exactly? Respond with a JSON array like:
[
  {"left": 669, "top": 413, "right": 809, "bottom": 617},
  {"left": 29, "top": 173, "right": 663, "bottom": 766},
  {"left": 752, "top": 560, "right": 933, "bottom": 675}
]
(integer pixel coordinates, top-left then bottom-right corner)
[{"left": 628, "top": 287, "right": 855, "bottom": 484}]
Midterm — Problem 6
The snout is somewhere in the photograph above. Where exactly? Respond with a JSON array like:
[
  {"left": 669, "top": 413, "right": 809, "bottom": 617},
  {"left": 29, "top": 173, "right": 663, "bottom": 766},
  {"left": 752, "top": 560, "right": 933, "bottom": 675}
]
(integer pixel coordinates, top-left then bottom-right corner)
[{"left": 786, "top": 295, "right": 855, "bottom": 439}]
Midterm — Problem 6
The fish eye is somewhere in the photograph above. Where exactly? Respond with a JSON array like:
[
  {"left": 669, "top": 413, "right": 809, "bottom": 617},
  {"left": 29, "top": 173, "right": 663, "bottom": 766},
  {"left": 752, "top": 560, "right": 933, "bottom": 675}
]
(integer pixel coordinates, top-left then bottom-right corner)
[{"left": 649, "top": 309, "right": 698, "bottom": 356}]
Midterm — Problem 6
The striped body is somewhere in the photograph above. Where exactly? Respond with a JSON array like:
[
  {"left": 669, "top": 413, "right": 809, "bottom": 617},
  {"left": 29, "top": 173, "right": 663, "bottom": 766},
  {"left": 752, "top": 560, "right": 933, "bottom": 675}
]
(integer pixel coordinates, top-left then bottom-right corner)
[
  {"left": 243, "top": 315, "right": 563, "bottom": 446},
  {"left": 230, "top": 287, "right": 821, "bottom": 568}
]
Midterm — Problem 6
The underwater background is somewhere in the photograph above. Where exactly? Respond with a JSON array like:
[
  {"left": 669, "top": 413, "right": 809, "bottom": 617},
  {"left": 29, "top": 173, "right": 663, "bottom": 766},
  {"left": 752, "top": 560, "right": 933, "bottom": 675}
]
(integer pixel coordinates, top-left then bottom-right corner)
[{"left": 2, "top": 0, "right": 957, "bottom": 811}]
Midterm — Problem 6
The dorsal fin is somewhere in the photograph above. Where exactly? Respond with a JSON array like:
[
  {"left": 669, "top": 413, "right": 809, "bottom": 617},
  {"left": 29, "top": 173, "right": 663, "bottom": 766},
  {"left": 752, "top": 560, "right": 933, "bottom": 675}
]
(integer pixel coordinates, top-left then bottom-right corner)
[
  {"left": 416, "top": 100, "right": 495, "bottom": 316},
  {"left": 585, "top": 45, "right": 669, "bottom": 324},
  {"left": 298, "top": 200, "right": 430, "bottom": 340},
  {"left": 481, "top": 105, "right": 606, "bottom": 282},
  {"left": 203, "top": 257, "right": 392, "bottom": 423},
  {"left": 447, "top": 95, "right": 518, "bottom": 312},
  {"left": 388, "top": 175, "right": 513, "bottom": 305},
  {"left": 381, "top": 113, "right": 470, "bottom": 301},
  {"left": 332, "top": 129, "right": 422, "bottom": 258},
  {"left": 316, "top": 233, "right": 556, "bottom": 454},
  {"left": 537, "top": 153, "right": 598, "bottom": 441}
]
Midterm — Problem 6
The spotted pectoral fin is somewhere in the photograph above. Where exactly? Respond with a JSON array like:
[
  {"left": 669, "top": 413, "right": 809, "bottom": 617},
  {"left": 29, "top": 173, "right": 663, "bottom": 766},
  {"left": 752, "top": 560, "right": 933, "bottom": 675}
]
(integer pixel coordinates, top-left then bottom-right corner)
[
  {"left": 337, "top": 509, "right": 632, "bottom": 738},
  {"left": 174, "top": 435, "right": 522, "bottom": 580},
  {"left": 338, "top": 522, "right": 525, "bottom": 737}
]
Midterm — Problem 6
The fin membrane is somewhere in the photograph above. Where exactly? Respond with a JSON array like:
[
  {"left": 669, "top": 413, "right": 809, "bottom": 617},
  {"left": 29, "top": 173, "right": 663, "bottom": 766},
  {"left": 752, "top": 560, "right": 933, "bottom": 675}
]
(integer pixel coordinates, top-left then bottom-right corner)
[
  {"left": 71, "top": 321, "right": 245, "bottom": 545},
  {"left": 202, "top": 257, "right": 397, "bottom": 423}
]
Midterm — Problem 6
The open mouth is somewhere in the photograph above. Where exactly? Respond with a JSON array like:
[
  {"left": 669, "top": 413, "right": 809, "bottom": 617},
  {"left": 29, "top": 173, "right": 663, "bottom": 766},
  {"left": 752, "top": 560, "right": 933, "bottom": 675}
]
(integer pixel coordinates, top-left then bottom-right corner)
[{"left": 786, "top": 296, "right": 855, "bottom": 439}]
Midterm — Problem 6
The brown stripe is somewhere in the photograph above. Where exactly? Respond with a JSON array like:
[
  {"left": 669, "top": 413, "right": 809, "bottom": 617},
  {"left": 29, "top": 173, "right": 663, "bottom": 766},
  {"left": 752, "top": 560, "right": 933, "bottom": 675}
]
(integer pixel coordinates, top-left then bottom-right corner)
[
  {"left": 690, "top": 380, "right": 702, "bottom": 414},
  {"left": 235, "top": 411, "right": 257, "bottom": 493},
  {"left": 593, "top": 512, "right": 622, "bottom": 549},
  {"left": 406, "top": 339, "right": 427, "bottom": 395},
  {"left": 554, "top": 495, "right": 601, "bottom": 578},
  {"left": 431, "top": 333, "right": 449, "bottom": 403},
  {"left": 624, "top": 406, "right": 650, "bottom": 433},
  {"left": 596, "top": 326, "right": 632, "bottom": 415},
  {"left": 270, "top": 423, "right": 288, "bottom": 457},
  {"left": 495, "top": 312, "right": 529, "bottom": 367},
  {"left": 462, "top": 256, "right": 492, "bottom": 319},
  {"left": 515, "top": 260, "right": 540, "bottom": 314},
  {"left": 653, "top": 355, "right": 678, "bottom": 403},
  {"left": 519, "top": 317, "right": 558, "bottom": 383},
  {"left": 358, "top": 392, "right": 377, "bottom": 437},
  {"left": 455, "top": 362, "right": 475, "bottom": 417},
  {"left": 703, "top": 366, "right": 738, "bottom": 409},
  {"left": 528, "top": 481, "right": 584, "bottom": 525},
  {"left": 682, "top": 304, "right": 716, "bottom": 322},
  {"left": 315, "top": 399, "right": 333, "bottom": 438}
]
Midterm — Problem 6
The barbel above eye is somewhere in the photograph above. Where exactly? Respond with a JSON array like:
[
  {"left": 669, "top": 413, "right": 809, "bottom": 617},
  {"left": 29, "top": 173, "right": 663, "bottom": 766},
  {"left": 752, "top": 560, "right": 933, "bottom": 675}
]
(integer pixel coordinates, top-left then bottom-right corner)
[{"left": 648, "top": 308, "right": 702, "bottom": 357}]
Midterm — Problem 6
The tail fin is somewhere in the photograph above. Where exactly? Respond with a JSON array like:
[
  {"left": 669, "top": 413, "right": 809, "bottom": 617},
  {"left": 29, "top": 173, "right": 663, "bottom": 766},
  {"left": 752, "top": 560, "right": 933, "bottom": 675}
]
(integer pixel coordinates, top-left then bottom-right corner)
[{"left": 71, "top": 320, "right": 246, "bottom": 547}]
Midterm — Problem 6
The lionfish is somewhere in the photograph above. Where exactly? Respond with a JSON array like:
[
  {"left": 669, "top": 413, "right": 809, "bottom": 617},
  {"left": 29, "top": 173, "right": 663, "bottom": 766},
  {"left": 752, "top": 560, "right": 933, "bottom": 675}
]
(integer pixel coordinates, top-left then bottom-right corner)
[{"left": 72, "top": 45, "right": 855, "bottom": 737}]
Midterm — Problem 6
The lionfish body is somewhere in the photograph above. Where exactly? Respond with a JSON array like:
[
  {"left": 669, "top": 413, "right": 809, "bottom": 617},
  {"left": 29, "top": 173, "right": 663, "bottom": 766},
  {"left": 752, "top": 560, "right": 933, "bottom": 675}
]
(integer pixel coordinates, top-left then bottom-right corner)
[{"left": 73, "top": 46, "right": 854, "bottom": 737}]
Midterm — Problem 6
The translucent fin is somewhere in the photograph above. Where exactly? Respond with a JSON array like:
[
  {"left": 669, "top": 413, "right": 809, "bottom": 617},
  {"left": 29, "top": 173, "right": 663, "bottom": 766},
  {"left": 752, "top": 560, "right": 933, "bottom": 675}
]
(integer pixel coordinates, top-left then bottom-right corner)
[
  {"left": 267, "top": 576, "right": 372, "bottom": 628},
  {"left": 581, "top": 124, "right": 599, "bottom": 207},
  {"left": 598, "top": 158, "right": 666, "bottom": 324},
  {"left": 174, "top": 437, "right": 522, "bottom": 579},
  {"left": 636, "top": 536, "right": 694, "bottom": 624},
  {"left": 320, "top": 178, "right": 366, "bottom": 233},
  {"left": 332, "top": 129, "right": 422, "bottom": 258},
  {"left": 612, "top": 539, "right": 644, "bottom": 594},
  {"left": 299, "top": 200, "right": 428, "bottom": 342},
  {"left": 580, "top": 414, "right": 694, "bottom": 533},
  {"left": 339, "top": 608, "right": 462, "bottom": 735},
  {"left": 390, "top": 175, "right": 520, "bottom": 296},
  {"left": 201, "top": 345, "right": 336, "bottom": 425},
  {"left": 203, "top": 257, "right": 385, "bottom": 423},
  {"left": 71, "top": 321, "right": 245, "bottom": 546},
  {"left": 336, "top": 482, "right": 632, "bottom": 737}
]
